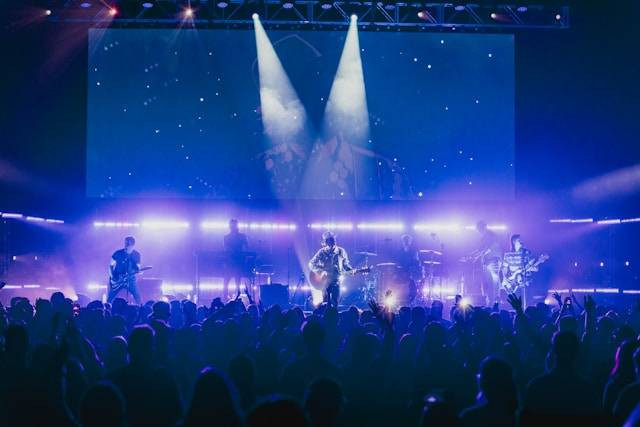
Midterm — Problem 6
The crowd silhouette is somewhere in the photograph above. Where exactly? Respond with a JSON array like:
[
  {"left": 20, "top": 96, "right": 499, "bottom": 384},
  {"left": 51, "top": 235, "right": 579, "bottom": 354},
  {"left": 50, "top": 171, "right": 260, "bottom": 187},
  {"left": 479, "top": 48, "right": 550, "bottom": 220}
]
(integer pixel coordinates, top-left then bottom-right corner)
[{"left": 2, "top": 290, "right": 640, "bottom": 426}]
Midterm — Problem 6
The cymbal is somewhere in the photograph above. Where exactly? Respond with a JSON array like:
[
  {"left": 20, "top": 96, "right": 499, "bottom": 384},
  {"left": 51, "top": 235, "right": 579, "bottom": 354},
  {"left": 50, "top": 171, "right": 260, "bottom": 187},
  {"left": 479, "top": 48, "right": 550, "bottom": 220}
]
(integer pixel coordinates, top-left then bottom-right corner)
[
  {"left": 356, "top": 251, "right": 378, "bottom": 257},
  {"left": 419, "top": 249, "right": 443, "bottom": 256},
  {"left": 376, "top": 262, "right": 397, "bottom": 267}
]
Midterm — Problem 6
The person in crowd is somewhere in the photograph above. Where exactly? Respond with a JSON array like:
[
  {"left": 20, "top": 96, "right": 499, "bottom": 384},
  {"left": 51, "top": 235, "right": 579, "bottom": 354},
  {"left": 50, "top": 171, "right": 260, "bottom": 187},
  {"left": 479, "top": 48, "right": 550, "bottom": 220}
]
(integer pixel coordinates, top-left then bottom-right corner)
[{"left": 3, "top": 288, "right": 640, "bottom": 427}]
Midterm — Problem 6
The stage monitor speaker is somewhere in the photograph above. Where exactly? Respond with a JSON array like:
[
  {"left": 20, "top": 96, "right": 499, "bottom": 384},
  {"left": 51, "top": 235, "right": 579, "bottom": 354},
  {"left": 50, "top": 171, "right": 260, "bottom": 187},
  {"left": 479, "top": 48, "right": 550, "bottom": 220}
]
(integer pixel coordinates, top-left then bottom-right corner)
[{"left": 259, "top": 283, "right": 289, "bottom": 308}]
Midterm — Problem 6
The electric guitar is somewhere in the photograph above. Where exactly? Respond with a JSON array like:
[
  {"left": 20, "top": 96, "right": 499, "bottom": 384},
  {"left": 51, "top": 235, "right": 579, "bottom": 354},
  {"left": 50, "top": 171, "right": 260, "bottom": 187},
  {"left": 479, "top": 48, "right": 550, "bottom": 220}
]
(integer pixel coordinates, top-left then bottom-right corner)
[
  {"left": 309, "top": 267, "right": 371, "bottom": 291},
  {"left": 109, "top": 266, "right": 152, "bottom": 293},
  {"left": 502, "top": 254, "right": 549, "bottom": 293}
]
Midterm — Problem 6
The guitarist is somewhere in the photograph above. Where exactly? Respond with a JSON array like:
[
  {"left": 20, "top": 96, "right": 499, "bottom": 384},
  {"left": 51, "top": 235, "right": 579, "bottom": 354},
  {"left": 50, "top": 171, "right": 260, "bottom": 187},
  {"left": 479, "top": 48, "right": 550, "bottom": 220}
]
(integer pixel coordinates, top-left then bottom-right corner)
[
  {"left": 502, "top": 234, "right": 535, "bottom": 299},
  {"left": 108, "top": 236, "right": 142, "bottom": 304},
  {"left": 308, "top": 231, "right": 353, "bottom": 307}
]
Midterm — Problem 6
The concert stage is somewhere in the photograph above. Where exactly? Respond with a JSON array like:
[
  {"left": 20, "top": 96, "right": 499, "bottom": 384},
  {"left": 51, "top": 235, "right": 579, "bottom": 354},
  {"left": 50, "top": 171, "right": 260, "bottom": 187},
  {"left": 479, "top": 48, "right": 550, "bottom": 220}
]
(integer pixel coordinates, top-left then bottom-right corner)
[{"left": 1, "top": 1, "right": 639, "bottom": 312}]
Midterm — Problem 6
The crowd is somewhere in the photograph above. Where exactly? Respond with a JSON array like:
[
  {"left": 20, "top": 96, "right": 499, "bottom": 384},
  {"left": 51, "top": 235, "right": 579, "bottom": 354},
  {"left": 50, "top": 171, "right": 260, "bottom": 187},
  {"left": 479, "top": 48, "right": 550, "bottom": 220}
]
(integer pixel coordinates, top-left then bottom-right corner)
[{"left": 2, "top": 290, "right": 640, "bottom": 426}]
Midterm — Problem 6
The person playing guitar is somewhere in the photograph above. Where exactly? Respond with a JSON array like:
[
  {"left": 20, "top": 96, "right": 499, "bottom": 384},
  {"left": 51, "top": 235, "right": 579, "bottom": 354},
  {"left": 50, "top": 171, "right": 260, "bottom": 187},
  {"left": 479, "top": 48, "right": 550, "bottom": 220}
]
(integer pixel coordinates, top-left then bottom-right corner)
[
  {"left": 308, "top": 231, "right": 354, "bottom": 308},
  {"left": 502, "top": 234, "right": 549, "bottom": 305},
  {"left": 108, "top": 236, "right": 143, "bottom": 305}
]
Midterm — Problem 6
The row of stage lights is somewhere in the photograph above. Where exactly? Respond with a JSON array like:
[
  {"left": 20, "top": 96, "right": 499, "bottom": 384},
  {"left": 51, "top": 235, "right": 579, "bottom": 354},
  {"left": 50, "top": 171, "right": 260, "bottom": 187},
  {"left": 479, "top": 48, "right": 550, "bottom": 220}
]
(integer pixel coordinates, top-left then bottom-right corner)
[
  {"left": 92, "top": 220, "right": 507, "bottom": 232},
  {"left": 0, "top": 212, "right": 64, "bottom": 224},
  {"left": 43, "top": 2, "right": 565, "bottom": 23},
  {"left": 549, "top": 217, "right": 640, "bottom": 225}
]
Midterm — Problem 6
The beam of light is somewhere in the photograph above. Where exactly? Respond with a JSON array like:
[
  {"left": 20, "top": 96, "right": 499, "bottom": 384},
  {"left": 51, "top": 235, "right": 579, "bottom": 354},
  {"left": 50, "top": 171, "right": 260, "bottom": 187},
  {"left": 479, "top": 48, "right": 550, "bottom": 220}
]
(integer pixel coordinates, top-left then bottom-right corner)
[
  {"left": 26, "top": 216, "right": 46, "bottom": 222},
  {"left": 253, "top": 14, "right": 308, "bottom": 145},
  {"left": 622, "top": 217, "right": 640, "bottom": 223},
  {"left": 572, "top": 164, "right": 640, "bottom": 202},
  {"left": 323, "top": 14, "right": 369, "bottom": 144},
  {"left": 1, "top": 213, "right": 24, "bottom": 219}
]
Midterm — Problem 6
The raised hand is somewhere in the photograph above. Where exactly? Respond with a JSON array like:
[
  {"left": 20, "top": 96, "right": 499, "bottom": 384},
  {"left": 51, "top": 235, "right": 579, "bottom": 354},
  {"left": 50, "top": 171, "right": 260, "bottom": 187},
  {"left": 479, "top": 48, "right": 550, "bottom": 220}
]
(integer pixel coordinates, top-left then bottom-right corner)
[
  {"left": 584, "top": 295, "right": 596, "bottom": 314},
  {"left": 507, "top": 293, "right": 523, "bottom": 315},
  {"left": 552, "top": 291, "right": 563, "bottom": 306}
]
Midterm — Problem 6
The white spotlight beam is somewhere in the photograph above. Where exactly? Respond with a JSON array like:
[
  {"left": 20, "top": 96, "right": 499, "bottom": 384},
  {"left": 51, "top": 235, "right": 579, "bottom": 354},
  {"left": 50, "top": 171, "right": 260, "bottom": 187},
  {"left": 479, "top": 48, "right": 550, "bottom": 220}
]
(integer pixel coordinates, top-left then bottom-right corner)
[
  {"left": 253, "top": 14, "right": 307, "bottom": 144},
  {"left": 323, "top": 15, "right": 369, "bottom": 142}
]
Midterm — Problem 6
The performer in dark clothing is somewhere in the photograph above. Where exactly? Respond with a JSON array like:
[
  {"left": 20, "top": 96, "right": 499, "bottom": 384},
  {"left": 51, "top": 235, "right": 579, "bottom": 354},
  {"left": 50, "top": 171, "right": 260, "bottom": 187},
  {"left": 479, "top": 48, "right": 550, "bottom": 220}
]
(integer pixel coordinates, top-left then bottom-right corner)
[{"left": 108, "top": 236, "right": 142, "bottom": 304}]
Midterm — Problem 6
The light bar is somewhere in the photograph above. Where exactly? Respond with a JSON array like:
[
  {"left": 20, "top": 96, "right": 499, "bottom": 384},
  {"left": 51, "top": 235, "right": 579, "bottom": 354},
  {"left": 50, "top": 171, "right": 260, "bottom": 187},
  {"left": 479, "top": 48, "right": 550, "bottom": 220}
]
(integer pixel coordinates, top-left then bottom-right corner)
[
  {"left": 623, "top": 290, "right": 640, "bottom": 295},
  {"left": 308, "top": 222, "right": 354, "bottom": 231},
  {"left": 26, "top": 216, "right": 46, "bottom": 222},
  {"left": 621, "top": 217, "right": 640, "bottom": 223},
  {"left": 1, "top": 213, "right": 24, "bottom": 219},
  {"left": 23, "top": 284, "right": 41, "bottom": 289},
  {"left": 597, "top": 219, "right": 621, "bottom": 225},
  {"left": 245, "top": 222, "right": 297, "bottom": 231},
  {"left": 356, "top": 222, "right": 405, "bottom": 231},
  {"left": 415, "top": 223, "right": 462, "bottom": 232},
  {"left": 141, "top": 220, "right": 190, "bottom": 230},
  {"left": 550, "top": 218, "right": 595, "bottom": 224},
  {"left": 45, "top": 218, "right": 65, "bottom": 224},
  {"left": 93, "top": 221, "right": 140, "bottom": 228},
  {"left": 87, "top": 283, "right": 108, "bottom": 290},
  {"left": 161, "top": 283, "right": 194, "bottom": 293},
  {"left": 571, "top": 288, "right": 595, "bottom": 293},
  {"left": 595, "top": 288, "right": 619, "bottom": 294}
]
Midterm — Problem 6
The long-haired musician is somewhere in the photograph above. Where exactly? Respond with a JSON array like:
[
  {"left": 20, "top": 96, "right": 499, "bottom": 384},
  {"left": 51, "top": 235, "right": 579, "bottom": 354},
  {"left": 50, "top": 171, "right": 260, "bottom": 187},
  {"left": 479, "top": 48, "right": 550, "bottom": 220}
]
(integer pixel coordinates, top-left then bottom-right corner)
[{"left": 308, "top": 231, "right": 353, "bottom": 307}]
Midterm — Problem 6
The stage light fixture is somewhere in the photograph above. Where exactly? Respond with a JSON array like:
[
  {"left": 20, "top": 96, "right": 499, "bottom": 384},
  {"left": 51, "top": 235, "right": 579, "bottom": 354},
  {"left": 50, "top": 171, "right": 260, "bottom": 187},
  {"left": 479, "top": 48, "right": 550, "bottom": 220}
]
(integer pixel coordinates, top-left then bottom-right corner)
[
  {"left": 555, "top": 13, "right": 561, "bottom": 20},
  {"left": 281, "top": 0, "right": 295, "bottom": 9},
  {"left": 142, "top": 2, "right": 154, "bottom": 8},
  {"left": 454, "top": 4, "right": 464, "bottom": 12},
  {"left": 417, "top": 9, "right": 428, "bottom": 20},
  {"left": 490, "top": 12, "right": 497, "bottom": 19},
  {"left": 108, "top": 7, "right": 117, "bottom": 16},
  {"left": 516, "top": 6, "right": 527, "bottom": 13},
  {"left": 252, "top": 12, "right": 259, "bottom": 20},
  {"left": 45, "top": 9, "right": 52, "bottom": 15},
  {"left": 216, "top": 0, "right": 229, "bottom": 8},
  {"left": 80, "top": 2, "right": 91, "bottom": 8},
  {"left": 184, "top": 7, "right": 194, "bottom": 17},
  {"left": 319, "top": 0, "right": 332, "bottom": 10}
]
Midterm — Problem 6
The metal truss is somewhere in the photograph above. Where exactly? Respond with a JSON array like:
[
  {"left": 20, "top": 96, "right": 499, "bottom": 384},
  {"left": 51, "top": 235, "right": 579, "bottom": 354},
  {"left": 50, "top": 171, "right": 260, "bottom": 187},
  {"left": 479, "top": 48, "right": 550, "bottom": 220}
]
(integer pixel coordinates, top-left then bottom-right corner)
[{"left": 46, "top": 1, "right": 570, "bottom": 30}]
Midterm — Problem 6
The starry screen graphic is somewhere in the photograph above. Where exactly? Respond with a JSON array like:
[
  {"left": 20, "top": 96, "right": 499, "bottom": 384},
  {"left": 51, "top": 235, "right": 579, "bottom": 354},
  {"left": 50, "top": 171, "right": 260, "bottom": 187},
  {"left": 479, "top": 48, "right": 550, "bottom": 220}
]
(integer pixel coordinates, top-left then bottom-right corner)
[{"left": 87, "top": 28, "right": 514, "bottom": 200}]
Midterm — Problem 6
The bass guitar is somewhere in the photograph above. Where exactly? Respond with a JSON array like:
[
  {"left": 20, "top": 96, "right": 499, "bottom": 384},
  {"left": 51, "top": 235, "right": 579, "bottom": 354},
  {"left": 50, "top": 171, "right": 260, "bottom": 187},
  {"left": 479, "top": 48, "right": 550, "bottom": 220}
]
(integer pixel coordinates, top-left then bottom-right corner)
[
  {"left": 309, "top": 267, "right": 371, "bottom": 291},
  {"left": 109, "top": 266, "right": 152, "bottom": 293},
  {"left": 502, "top": 254, "right": 549, "bottom": 293}
]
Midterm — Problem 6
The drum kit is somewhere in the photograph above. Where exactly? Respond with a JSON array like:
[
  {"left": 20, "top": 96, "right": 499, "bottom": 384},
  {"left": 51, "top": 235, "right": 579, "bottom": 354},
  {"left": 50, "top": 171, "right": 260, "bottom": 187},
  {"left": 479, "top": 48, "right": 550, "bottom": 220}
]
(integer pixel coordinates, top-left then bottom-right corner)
[{"left": 349, "top": 248, "right": 453, "bottom": 306}]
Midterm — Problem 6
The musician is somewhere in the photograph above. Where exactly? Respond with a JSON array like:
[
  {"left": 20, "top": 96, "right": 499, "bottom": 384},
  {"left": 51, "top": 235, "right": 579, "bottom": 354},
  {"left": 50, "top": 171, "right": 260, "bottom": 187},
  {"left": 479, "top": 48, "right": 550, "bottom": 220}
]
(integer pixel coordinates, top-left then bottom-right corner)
[
  {"left": 502, "top": 235, "right": 535, "bottom": 298},
  {"left": 396, "top": 234, "right": 419, "bottom": 303},
  {"left": 475, "top": 221, "right": 502, "bottom": 305},
  {"left": 223, "top": 219, "right": 249, "bottom": 301},
  {"left": 108, "top": 236, "right": 142, "bottom": 304},
  {"left": 308, "top": 231, "right": 353, "bottom": 307}
]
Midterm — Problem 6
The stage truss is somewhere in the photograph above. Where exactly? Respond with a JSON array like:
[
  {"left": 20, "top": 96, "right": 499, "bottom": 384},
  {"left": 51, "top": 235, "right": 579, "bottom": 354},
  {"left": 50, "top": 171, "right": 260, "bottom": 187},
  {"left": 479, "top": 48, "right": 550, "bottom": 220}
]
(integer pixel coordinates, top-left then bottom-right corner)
[{"left": 44, "top": 1, "right": 569, "bottom": 30}]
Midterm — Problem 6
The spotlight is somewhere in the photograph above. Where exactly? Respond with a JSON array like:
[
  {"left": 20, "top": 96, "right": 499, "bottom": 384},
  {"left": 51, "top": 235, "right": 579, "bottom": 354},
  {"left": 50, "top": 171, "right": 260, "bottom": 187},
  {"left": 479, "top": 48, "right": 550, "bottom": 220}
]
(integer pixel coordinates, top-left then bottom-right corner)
[
  {"left": 490, "top": 12, "right": 497, "bottom": 19},
  {"left": 599, "top": 261, "right": 605, "bottom": 267},
  {"left": 80, "top": 2, "right": 91, "bottom": 8},
  {"left": 142, "top": 2, "right": 153, "bottom": 8},
  {"left": 454, "top": 5, "right": 465, "bottom": 12},
  {"left": 350, "top": 14, "right": 358, "bottom": 22},
  {"left": 555, "top": 13, "right": 561, "bottom": 20},
  {"left": 108, "top": 7, "right": 117, "bottom": 16},
  {"left": 184, "top": 7, "right": 194, "bottom": 17},
  {"left": 281, "top": 0, "right": 295, "bottom": 9},
  {"left": 384, "top": 291, "right": 396, "bottom": 308},
  {"left": 625, "top": 261, "right": 630, "bottom": 267},
  {"left": 252, "top": 12, "right": 259, "bottom": 20},
  {"left": 45, "top": 9, "right": 52, "bottom": 15},
  {"left": 216, "top": 0, "right": 229, "bottom": 8},
  {"left": 516, "top": 6, "right": 527, "bottom": 13},
  {"left": 459, "top": 297, "right": 471, "bottom": 309},
  {"left": 417, "top": 10, "right": 427, "bottom": 20}
]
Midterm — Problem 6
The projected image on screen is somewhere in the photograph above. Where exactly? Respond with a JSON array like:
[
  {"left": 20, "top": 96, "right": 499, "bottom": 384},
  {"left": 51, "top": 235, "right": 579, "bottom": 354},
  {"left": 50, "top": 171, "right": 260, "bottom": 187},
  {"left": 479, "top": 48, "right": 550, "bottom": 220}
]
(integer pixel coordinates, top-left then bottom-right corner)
[{"left": 87, "top": 28, "right": 514, "bottom": 200}]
